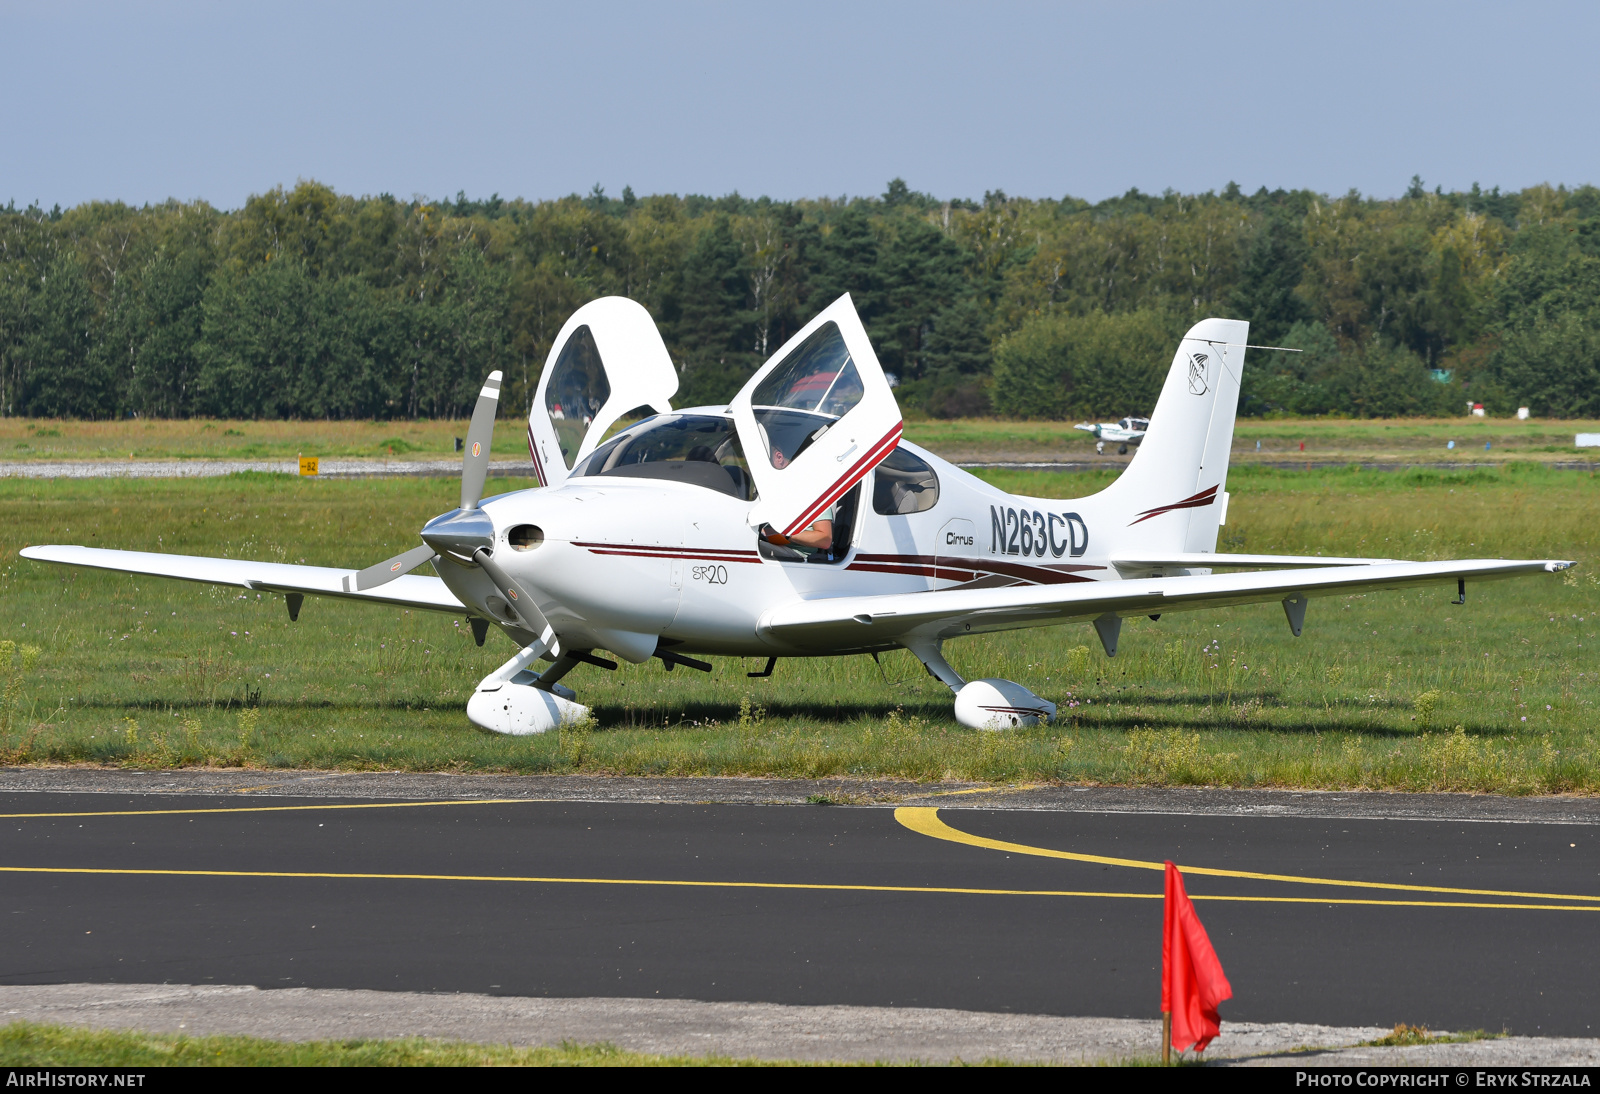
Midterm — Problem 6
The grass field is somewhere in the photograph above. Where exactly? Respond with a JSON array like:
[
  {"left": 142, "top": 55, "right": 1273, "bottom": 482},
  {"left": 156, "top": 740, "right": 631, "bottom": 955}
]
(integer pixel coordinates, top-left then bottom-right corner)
[
  {"left": 4, "top": 415, "right": 1599, "bottom": 466},
  {"left": 3, "top": 461, "right": 1597, "bottom": 793},
  {"left": 0, "top": 1022, "right": 794, "bottom": 1066}
]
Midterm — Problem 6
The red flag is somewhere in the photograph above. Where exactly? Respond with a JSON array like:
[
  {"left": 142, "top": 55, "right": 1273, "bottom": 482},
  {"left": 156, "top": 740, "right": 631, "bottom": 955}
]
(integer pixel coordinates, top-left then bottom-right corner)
[{"left": 1162, "top": 861, "right": 1233, "bottom": 1053}]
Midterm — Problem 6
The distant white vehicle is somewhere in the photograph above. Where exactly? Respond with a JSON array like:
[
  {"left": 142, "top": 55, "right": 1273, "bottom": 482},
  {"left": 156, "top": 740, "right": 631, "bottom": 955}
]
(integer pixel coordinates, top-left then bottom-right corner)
[{"left": 1075, "top": 416, "right": 1149, "bottom": 453}]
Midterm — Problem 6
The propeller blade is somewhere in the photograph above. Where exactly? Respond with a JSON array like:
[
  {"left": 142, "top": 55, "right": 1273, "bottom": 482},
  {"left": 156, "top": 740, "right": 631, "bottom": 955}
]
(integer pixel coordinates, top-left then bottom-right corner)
[
  {"left": 349, "top": 543, "right": 438, "bottom": 592},
  {"left": 472, "top": 546, "right": 561, "bottom": 657},
  {"left": 461, "top": 371, "right": 503, "bottom": 511}
]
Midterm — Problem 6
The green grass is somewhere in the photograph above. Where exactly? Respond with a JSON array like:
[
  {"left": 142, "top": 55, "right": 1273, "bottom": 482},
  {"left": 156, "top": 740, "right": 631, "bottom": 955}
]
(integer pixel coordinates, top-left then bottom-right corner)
[
  {"left": 2, "top": 465, "right": 1597, "bottom": 793},
  {"left": 0, "top": 418, "right": 495, "bottom": 462},
  {"left": 0, "top": 1022, "right": 792, "bottom": 1066},
  {"left": 0, "top": 1020, "right": 1120, "bottom": 1066}
]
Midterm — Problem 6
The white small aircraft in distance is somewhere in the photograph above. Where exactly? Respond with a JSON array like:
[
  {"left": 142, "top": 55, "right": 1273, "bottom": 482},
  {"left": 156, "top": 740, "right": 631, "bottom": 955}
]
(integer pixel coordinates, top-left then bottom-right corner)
[
  {"left": 1075, "top": 416, "right": 1149, "bottom": 454},
  {"left": 22, "top": 295, "right": 1573, "bottom": 733}
]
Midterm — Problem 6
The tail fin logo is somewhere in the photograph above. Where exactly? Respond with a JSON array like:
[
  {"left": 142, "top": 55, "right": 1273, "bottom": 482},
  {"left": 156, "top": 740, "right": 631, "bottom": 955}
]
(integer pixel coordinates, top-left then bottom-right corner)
[
  {"left": 1187, "top": 352, "right": 1209, "bottom": 396},
  {"left": 1130, "top": 485, "right": 1219, "bottom": 526}
]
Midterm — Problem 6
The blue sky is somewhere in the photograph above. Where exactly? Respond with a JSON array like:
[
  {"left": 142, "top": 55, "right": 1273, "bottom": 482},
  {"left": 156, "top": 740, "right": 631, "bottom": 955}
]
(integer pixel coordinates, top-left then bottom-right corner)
[{"left": 4, "top": 0, "right": 1597, "bottom": 209}]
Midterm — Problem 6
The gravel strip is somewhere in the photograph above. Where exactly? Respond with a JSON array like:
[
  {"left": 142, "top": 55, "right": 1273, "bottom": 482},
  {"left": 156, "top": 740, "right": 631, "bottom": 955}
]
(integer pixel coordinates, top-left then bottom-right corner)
[
  {"left": 0, "top": 982, "right": 1378, "bottom": 1063},
  {"left": 1, "top": 767, "right": 1597, "bottom": 825},
  {"left": 4, "top": 983, "right": 1595, "bottom": 1065}
]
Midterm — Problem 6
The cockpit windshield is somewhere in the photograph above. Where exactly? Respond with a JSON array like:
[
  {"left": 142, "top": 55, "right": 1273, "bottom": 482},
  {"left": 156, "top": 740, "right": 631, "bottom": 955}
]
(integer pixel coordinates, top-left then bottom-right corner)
[{"left": 568, "top": 414, "right": 756, "bottom": 500}]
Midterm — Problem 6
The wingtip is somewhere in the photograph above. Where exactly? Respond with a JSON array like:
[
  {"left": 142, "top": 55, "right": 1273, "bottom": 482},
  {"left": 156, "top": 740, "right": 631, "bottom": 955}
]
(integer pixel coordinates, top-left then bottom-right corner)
[{"left": 1546, "top": 561, "right": 1578, "bottom": 572}]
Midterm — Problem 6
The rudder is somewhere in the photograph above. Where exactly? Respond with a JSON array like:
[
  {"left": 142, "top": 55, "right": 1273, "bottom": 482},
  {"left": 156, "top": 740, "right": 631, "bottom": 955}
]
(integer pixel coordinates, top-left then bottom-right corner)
[{"left": 1094, "top": 317, "right": 1248, "bottom": 557}]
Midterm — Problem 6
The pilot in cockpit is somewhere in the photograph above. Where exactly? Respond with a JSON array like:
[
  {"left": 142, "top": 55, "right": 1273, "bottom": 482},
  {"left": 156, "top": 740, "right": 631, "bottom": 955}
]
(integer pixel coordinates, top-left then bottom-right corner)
[{"left": 757, "top": 446, "right": 833, "bottom": 552}]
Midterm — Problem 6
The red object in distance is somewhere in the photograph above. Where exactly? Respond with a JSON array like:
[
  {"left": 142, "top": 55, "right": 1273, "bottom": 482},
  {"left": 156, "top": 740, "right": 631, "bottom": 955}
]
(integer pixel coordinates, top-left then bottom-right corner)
[{"left": 1162, "top": 861, "right": 1233, "bottom": 1054}]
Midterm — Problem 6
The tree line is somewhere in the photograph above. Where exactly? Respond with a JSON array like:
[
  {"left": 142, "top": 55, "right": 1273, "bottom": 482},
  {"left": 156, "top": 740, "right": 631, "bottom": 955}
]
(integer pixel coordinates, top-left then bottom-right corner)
[{"left": 2, "top": 176, "right": 1597, "bottom": 421}]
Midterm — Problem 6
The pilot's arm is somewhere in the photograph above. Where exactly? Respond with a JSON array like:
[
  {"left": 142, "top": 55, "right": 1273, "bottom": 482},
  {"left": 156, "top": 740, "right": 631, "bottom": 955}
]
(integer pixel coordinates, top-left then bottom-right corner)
[
  {"left": 760, "top": 502, "right": 836, "bottom": 551},
  {"left": 788, "top": 520, "right": 832, "bottom": 549}
]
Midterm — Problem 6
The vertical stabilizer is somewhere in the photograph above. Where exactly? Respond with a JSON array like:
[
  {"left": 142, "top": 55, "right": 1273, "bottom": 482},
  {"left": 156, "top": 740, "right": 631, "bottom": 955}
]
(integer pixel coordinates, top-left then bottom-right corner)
[{"left": 1095, "top": 318, "right": 1247, "bottom": 558}]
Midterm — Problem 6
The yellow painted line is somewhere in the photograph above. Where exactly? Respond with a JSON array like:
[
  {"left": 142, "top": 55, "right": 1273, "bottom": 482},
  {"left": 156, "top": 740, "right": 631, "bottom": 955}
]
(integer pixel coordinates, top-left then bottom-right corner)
[
  {"left": 918, "top": 783, "right": 1044, "bottom": 799},
  {"left": 0, "top": 865, "right": 1593, "bottom": 911},
  {"left": 895, "top": 807, "right": 1600, "bottom": 906},
  {"left": 0, "top": 798, "right": 537, "bottom": 820}
]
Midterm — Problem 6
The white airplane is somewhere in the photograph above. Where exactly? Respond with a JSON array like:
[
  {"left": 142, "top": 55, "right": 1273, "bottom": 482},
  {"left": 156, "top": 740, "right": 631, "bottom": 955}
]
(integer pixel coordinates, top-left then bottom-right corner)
[
  {"left": 1075, "top": 416, "right": 1149, "bottom": 453},
  {"left": 21, "top": 295, "right": 1572, "bottom": 733}
]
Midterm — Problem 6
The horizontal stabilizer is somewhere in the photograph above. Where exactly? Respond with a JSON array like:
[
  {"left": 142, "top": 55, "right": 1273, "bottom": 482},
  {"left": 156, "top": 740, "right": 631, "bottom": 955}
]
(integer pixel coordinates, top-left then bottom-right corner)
[{"left": 19, "top": 545, "right": 467, "bottom": 615}]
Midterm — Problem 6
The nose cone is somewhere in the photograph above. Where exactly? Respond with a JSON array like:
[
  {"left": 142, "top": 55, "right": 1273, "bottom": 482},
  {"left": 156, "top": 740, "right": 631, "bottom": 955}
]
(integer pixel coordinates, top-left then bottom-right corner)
[{"left": 421, "top": 508, "right": 496, "bottom": 560}]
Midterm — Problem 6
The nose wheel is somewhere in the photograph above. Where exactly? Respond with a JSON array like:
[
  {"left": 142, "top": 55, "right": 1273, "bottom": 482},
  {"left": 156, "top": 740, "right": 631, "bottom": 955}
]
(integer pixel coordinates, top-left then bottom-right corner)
[{"left": 466, "top": 642, "right": 591, "bottom": 735}]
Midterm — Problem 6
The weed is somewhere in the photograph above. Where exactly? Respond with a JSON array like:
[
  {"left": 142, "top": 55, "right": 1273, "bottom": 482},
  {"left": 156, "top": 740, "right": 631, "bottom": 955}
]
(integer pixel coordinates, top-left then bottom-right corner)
[
  {"left": 1340, "top": 735, "right": 1366, "bottom": 783},
  {"left": 560, "top": 712, "right": 596, "bottom": 767},
  {"left": 236, "top": 706, "right": 260, "bottom": 748},
  {"left": 0, "top": 639, "right": 42, "bottom": 738},
  {"left": 1125, "top": 728, "right": 1208, "bottom": 784},
  {"left": 1413, "top": 689, "right": 1442, "bottom": 728},
  {"left": 1162, "top": 640, "right": 1190, "bottom": 683},
  {"left": 178, "top": 649, "right": 243, "bottom": 707},
  {"left": 1065, "top": 645, "right": 1092, "bottom": 677},
  {"left": 972, "top": 726, "right": 1024, "bottom": 779},
  {"left": 1367, "top": 1024, "right": 1434, "bottom": 1047},
  {"left": 737, "top": 695, "right": 766, "bottom": 744}
]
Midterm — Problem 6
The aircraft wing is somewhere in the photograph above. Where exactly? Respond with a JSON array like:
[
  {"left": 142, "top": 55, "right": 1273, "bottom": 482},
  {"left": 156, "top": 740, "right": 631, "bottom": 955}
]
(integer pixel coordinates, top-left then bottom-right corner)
[
  {"left": 18, "top": 545, "right": 468, "bottom": 615},
  {"left": 758, "top": 558, "right": 1571, "bottom": 651},
  {"left": 1111, "top": 552, "right": 1402, "bottom": 575}
]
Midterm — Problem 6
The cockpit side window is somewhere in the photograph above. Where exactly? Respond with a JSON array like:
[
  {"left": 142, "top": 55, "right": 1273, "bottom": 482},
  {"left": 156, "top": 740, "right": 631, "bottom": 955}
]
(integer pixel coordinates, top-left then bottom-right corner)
[
  {"left": 871, "top": 445, "right": 940, "bottom": 515},
  {"left": 568, "top": 414, "right": 755, "bottom": 500},
  {"left": 750, "top": 322, "right": 863, "bottom": 467},
  {"left": 544, "top": 325, "right": 611, "bottom": 469}
]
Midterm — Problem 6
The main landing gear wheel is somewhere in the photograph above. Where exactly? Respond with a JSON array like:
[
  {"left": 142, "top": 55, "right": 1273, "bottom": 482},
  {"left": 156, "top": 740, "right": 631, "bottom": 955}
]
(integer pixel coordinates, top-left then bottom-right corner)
[
  {"left": 953, "top": 679, "right": 1056, "bottom": 730},
  {"left": 902, "top": 639, "right": 1056, "bottom": 730}
]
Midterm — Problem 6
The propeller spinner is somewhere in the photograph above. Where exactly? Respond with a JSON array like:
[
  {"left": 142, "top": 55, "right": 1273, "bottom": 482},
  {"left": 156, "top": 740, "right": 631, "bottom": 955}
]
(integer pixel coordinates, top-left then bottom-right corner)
[{"left": 349, "top": 370, "right": 562, "bottom": 656}]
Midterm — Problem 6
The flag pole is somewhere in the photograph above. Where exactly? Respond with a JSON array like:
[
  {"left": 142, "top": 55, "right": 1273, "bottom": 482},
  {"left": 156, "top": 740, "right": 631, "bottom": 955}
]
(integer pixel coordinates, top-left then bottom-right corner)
[{"left": 1162, "top": 1011, "right": 1171, "bottom": 1065}]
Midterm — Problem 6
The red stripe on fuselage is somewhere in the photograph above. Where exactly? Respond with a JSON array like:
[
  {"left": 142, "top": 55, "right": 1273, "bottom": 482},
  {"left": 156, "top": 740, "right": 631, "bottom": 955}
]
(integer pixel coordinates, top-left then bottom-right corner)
[
  {"left": 527, "top": 423, "right": 548, "bottom": 488},
  {"left": 586, "top": 550, "right": 761, "bottom": 564},
  {"left": 848, "top": 552, "right": 1102, "bottom": 586},
  {"left": 574, "top": 541, "right": 762, "bottom": 564},
  {"left": 782, "top": 421, "right": 904, "bottom": 537},
  {"left": 845, "top": 562, "right": 986, "bottom": 583},
  {"left": 574, "top": 541, "right": 758, "bottom": 557}
]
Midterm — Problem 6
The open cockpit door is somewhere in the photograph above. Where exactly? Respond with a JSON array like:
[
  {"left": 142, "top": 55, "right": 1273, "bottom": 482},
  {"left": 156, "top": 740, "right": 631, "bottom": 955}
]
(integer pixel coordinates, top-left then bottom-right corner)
[
  {"left": 730, "top": 294, "right": 903, "bottom": 537},
  {"left": 527, "top": 297, "right": 678, "bottom": 487}
]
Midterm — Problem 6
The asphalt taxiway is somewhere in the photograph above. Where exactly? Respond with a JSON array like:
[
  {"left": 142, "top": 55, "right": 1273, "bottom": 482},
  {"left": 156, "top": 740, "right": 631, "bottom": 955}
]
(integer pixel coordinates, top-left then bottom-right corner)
[{"left": 0, "top": 775, "right": 1594, "bottom": 1045}]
